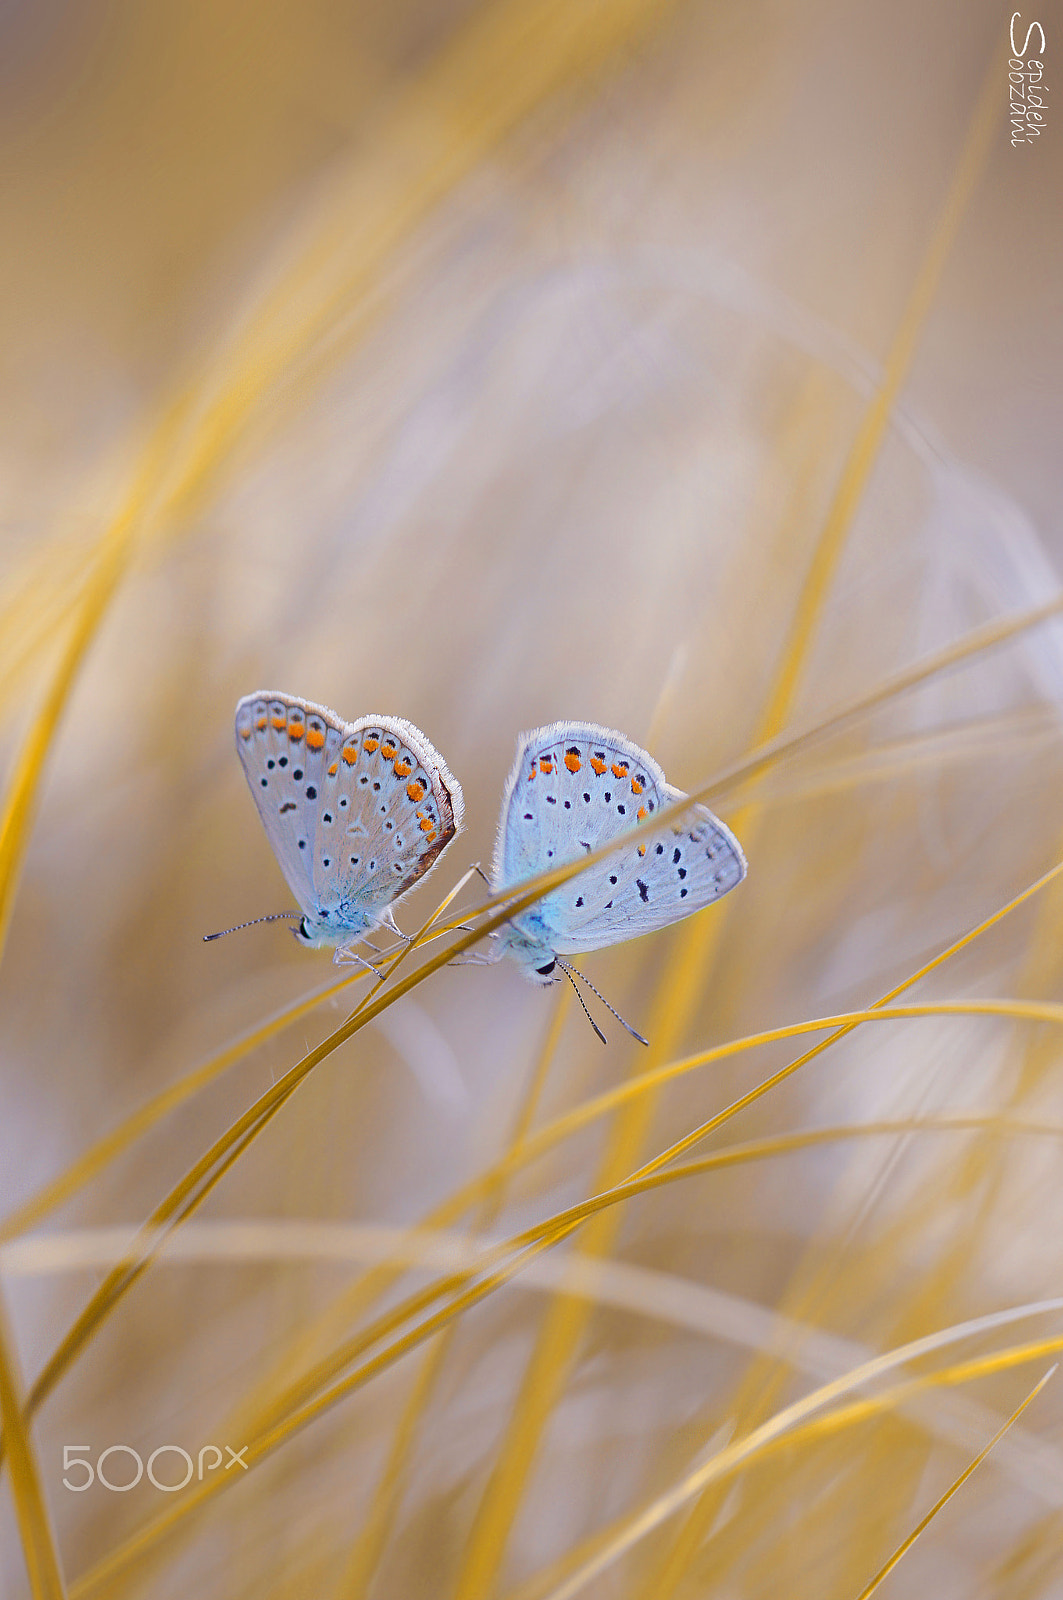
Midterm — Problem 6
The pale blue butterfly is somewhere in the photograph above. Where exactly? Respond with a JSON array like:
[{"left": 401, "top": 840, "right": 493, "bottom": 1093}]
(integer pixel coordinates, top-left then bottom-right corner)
[
  {"left": 488, "top": 723, "right": 746, "bottom": 1003},
  {"left": 232, "top": 692, "right": 464, "bottom": 958}
]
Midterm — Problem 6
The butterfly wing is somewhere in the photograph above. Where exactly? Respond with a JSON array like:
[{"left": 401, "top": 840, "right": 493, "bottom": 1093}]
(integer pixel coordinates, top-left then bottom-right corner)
[
  {"left": 493, "top": 721, "right": 745, "bottom": 955},
  {"left": 545, "top": 791, "right": 745, "bottom": 952},
  {"left": 236, "top": 693, "right": 328, "bottom": 918},
  {"left": 236, "top": 694, "right": 464, "bottom": 941},
  {"left": 320, "top": 712, "right": 465, "bottom": 922},
  {"left": 493, "top": 723, "right": 669, "bottom": 890}
]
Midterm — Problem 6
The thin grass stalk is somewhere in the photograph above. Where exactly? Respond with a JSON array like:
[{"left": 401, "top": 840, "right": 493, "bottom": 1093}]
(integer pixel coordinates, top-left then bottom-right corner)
[
  {"left": 334, "top": 990, "right": 571, "bottom": 1600},
  {"left": 512, "top": 1329, "right": 1063, "bottom": 1600},
  {"left": 0, "top": 0, "right": 690, "bottom": 981},
  {"left": 850, "top": 1369, "right": 1056, "bottom": 1600},
  {"left": 49, "top": 1000, "right": 1063, "bottom": 1592},
  {"left": 503, "top": 1354, "right": 1062, "bottom": 1600},
  {"left": 454, "top": 38, "right": 1018, "bottom": 1571},
  {"left": 81, "top": 1309, "right": 1063, "bottom": 1600},
  {"left": 0, "top": 1290, "right": 66, "bottom": 1600},
  {"left": 644, "top": 41, "right": 1008, "bottom": 1593},
  {"left": 224, "top": 842, "right": 1063, "bottom": 1450},
  {"left": 16, "top": 581, "right": 1058, "bottom": 1447},
  {"left": 209, "top": 994, "right": 1063, "bottom": 1481},
  {"left": 2, "top": 584, "right": 1058, "bottom": 1266}
]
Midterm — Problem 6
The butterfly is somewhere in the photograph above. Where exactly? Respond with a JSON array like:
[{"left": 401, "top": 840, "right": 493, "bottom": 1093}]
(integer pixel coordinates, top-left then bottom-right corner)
[
  {"left": 233, "top": 692, "right": 464, "bottom": 957},
  {"left": 488, "top": 721, "right": 746, "bottom": 985}
]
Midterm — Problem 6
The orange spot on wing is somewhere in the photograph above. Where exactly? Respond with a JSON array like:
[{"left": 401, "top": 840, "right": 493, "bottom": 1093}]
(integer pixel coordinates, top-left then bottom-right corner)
[
  {"left": 631, "top": 777, "right": 643, "bottom": 795},
  {"left": 288, "top": 722, "right": 304, "bottom": 741},
  {"left": 255, "top": 717, "right": 267, "bottom": 731},
  {"left": 637, "top": 806, "right": 648, "bottom": 821},
  {"left": 638, "top": 844, "right": 646, "bottom": 857},
  {"left": 564, "top": 752, "right": 581, "bottom": 773},
  {"left": 381, "top": 740, "right": 397, "bottom": 760},
  {"left": 239, "top": 727, "right": 252, "bottom": 740},
  {"left": 271, "top": 716, "right": 287, "bottom": 731},
  {"left": 418, "top": 814, "right": 434, "bottom": 833},
  {"left": 306, "top": 726, "right": 325, "bottom": 751},
  {"left": 611, "top": 762, "right": 628, "bottom": 779},
  {"left": 342, "top": 745, "right": 358, "bottom": 765},
  {"left": 328, "top": 762, "right": 338, "bottom": 776},
  {"left": 407, "top": 780, "right": 425, "bottom": 802},
  {"left": 394, "top": 758, "right": 412, "bottom": 777},
  {"left": 589, "top": 756, "right": 607, "bottom": 775},
  {"left": 526, "top": 766, "right": 536, "bottom": 782},
  {"left": 363, "top": 736, "right": 379, "bottom": 753},
  {"left": 539, "top": 758, "right": 553, "bottom": 775}
]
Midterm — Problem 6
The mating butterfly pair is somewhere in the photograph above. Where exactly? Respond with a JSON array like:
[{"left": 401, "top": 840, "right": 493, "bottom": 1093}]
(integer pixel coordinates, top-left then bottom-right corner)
[{"left": 232, "top": 692, "right": 746, "bottom": 986}]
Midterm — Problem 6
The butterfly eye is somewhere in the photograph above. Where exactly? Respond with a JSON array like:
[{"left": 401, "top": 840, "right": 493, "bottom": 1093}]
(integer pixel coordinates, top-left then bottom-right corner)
[{"left": 536, "top": 961, "right": 556, "bottom": 977}]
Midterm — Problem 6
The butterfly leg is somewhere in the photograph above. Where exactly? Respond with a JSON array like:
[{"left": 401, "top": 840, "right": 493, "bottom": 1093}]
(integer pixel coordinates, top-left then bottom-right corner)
[
  {"left": 449, "top": 931, "right": 506, "bottom": 967},
  {"left": 374, "top": 904, "right": 412, "bottom": 943},
  {"left": 333, "top": 944, "right": 383, "bottom": 973}
]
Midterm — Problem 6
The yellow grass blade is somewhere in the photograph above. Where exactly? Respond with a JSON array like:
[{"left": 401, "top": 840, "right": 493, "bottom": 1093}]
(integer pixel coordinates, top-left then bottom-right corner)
[
  {"left": 517, "top": 1335, "right": 1063, "bottom": 1600},
  {"left": 645, "top": 38, "right": 1009, "bottom": 1592},
  {"left": 0, "top": 964, "right": 371, "bottom": 1244},
  {"left": 18, "top": 867, "right": 604, "bottom": 1424},
  {"left": 447, "top": 31, "right": 1034, "bottom": 1574},
  {"left": 335, "top": 989, "right": 568, "bottom": 1600},
  {"left": 5, "top": 7, "right": 1051, "bottom": 1599},
  {"left": 3, "top": 586, "right": 1057, "bottom": 1278},
  {"left": 0, "top": 0, "right": 690, "bottom": 1321},
  {"left": 505, "top": 1360, "right": 1060, "bottom": 1600},
  {"left": 66, "top": 1289, "right": 1063, "bottom": 1600},
  {"left": 167, "top": 1000, "right": 1063, "bottom": 1473},
  {"left": 0, "top": 411, "right": 185, "bottom": 966},
  {"left": 202, "top": 848, "right": 1063, "bottom": 1478},
  {"left": 25, "top": 809, "right": 1062, "bottom": 1455},
  {"left": 850, "top": 1368, "right": 1057, "bottom": 1600},
  {"left": 0, "top": 1292, "right": 66, "bottom": 1599},
  {"left": 79, "top": 838, "right": 1062, "bottom": 1515}
]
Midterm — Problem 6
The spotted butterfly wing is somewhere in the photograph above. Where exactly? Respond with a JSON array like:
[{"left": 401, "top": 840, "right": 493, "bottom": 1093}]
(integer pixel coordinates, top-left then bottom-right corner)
[
  {"left": 236, "top": 693, "right": 464, "bottom": 950},
  {"left": 493, "top": 722, "right": 744, "bottom": 970}
]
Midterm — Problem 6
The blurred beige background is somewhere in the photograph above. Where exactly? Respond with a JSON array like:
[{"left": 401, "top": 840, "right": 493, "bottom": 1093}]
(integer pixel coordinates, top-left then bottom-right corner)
[{"left": 1, "top": 1, "right": 1062, "bottom": 1596}]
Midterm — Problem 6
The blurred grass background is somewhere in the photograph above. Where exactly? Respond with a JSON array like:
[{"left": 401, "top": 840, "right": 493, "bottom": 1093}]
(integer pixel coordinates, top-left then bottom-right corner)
[{"left": 1, "top": 0, "right": 1063, "bottom": 1595}]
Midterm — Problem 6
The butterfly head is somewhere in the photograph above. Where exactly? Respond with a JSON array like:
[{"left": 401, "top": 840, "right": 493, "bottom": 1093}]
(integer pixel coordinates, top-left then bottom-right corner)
[
  {"left": 496, "top": 925, "right": 563, "bottom": 985},
  {"left": 291, "top": 910, "right": 368, "bottom": 950},
  {"left": 292, "top": 914, "right": 329, "bottom": 949}
]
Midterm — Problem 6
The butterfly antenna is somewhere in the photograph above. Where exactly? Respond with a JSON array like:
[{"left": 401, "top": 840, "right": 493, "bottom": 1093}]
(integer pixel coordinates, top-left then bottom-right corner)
[
  {"left": 557, "top": 959, "right": 608, "bottom": 1046},
  {"left": 203, "top": 912, "right": 300, "bottom": 942},
  {"left": 557, "top": 958, "right": 649, "bottom": 1047}
]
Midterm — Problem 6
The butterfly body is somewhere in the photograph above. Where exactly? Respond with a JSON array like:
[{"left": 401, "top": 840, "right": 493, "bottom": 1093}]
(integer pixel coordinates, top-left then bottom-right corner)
[
  {"left": 491, "top": 721, "right": 745, "bottom": 983},
  {"left": 235, "top": 692, "right": 464, "bottom": 954}
]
